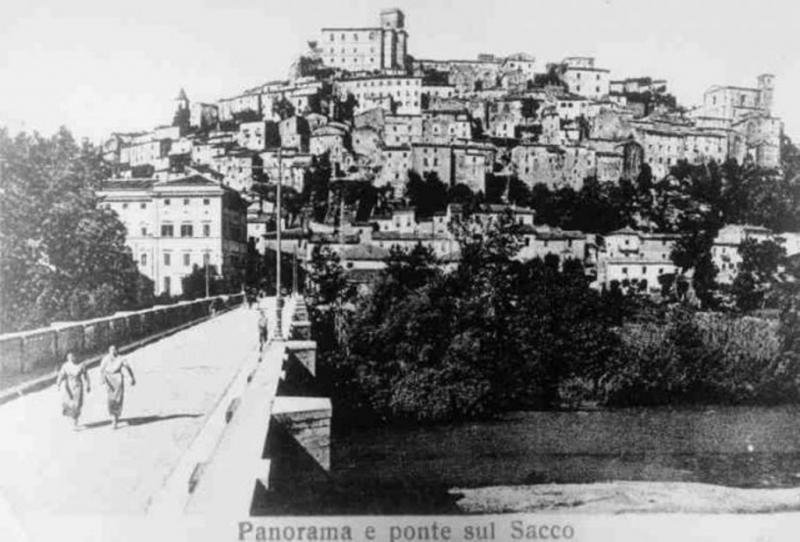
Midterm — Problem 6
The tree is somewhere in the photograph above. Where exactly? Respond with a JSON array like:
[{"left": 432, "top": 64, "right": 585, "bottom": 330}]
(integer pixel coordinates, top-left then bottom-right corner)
[
  {"left": 243, "top": 238, "right": 262, "bottom": 290},
  {"left": 731, "top": 238, "right": 786, "bottom": 311},
  {"left": 272, "top": 97, "right": 295, "bottom": 121},
  {"left": 0, "top": 127, "right": 152, "bottom": 332},
  {"left": 181, "top": 264, "right": 226, "bottom": 300},
  {"left": 302, "top": 152, "right": 332, "bottom": 222},
  {"left": 446, "top": 183, "right": 475, "bottom": 206},
  {"left": 307, "top": 245, "right": 348, "bottom": 306},
  {"left": 333, "top": 93, "right": 358, "bottom": 124},
  {"left": 404, "top": 170, "right": 447, "bottom": 217},
  {"left": 507, "top": 176, "right": 532, "bottom": 207}
]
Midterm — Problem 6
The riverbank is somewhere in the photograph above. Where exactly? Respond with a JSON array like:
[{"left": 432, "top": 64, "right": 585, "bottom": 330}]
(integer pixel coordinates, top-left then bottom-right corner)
[{"left": 452, "top": 481, "right": 800, "bottom": 513}]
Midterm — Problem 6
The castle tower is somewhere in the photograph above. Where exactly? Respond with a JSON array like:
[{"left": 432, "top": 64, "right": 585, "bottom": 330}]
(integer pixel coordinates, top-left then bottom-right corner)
[
  {"left": 757, "top": 74, "right": 774, "bottom": 114},
  {"left": 379, "top": 8, "right": 406, "bottom": 71},
  {"left": 380, "top": 8, "right": 404, "bottom": 29},
  {"left": 175, "top": 88, "right": 189, "bottom": 111}
]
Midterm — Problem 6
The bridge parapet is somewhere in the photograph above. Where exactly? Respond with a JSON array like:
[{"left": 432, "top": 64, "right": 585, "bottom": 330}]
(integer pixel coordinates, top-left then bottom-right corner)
[
  {"left": 0, "top": 294, "right": 244, "bottom": 400},
  {"left": 156, "top": 296, "right": 330, "bottom": 517}
]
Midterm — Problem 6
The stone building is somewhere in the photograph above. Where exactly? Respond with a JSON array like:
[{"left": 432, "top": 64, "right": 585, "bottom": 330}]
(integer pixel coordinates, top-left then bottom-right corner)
[
  {"left": 211, "top": 150, "right": 262, "bottom": 193},
  {"left": 377, "top": 145, "right": 412, "bottom": 195},
  {"left": 421, "top": 109, "right": 472, "bottom": 143},
  {"left": 560, "top": 57, "right": 610, "bottom": 99},
  {"left": 237, "top": 121, "right": 280, "bottom": 151},
  {"left": 319, "top": 8, "right": 407, "bottom": 73},
  {"left": 596, "top": 227, "right": 680, "bottom": 292},
  {"left": 218, "top": 93, "right": 261, "bottom": 122},
  {"left": 334, "top": 75, "right": 423, "bottom": 115},
  {"left": 383, "top": 114, "right": 423, "bottom": 146},
  {"left": 97, "top": 175, "right": 248, "bottom": 297}
]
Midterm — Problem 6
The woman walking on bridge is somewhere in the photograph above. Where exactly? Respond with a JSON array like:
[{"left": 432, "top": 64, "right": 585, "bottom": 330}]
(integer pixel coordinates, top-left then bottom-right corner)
[
  {"left": 100, "top": 345, "right": 136, "bottom": 429},
  {"left": 56, "top": 353, "right": 91, "bottom": 430}
]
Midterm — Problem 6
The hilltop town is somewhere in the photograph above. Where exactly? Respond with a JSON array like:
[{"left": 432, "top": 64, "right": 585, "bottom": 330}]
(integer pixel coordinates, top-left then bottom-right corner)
[{"left": 97, "top": 8, "right": 793, "bottom": 299}]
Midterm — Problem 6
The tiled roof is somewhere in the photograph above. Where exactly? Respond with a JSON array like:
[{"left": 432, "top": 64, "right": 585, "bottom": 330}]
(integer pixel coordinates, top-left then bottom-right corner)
[
  {"left": 156, "top": 174, "right": 219, "bottom": 187},
  {"left": 100, "top": 179, "right": 155, "bottom": 191},
  {"left": 372, "top": 231, "right": 451, "bottom": 241},
  {"left": 340, "top": 244, "right": 390, "bottom": 261}
]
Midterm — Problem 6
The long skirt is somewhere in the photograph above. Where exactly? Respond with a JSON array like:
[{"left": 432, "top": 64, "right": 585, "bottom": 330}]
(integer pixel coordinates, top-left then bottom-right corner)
[
  {"left": 61, "top": 379, "right": 84, "bottom": 420},
  {"left": 103, "top": 373, "right": 125, "bottom": 417}
]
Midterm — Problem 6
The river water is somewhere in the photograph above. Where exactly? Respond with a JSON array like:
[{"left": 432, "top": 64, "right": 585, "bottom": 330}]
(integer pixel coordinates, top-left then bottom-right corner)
[{"left": 257, "top": 406, "right": 800, "bottom": 514}]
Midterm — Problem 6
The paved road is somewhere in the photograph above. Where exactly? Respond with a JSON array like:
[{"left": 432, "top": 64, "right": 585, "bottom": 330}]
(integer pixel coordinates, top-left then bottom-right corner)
[{"left": 0, "top": 300, "right": 276, "bottom": 514}]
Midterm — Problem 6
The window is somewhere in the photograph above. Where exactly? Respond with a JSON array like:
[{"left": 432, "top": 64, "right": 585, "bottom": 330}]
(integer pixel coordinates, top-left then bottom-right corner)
[
  {"left": 122, "top": 203, "right": 128, "bottom": 209},
  {"left": 164, "top": 252, "right": 171, "bottom": 266},
  {"left": 642, "top": 266, "right": 647, "bottom": 274},
  {"left": 161, "top": 224, "right": 174, "bottom": 237},
  {"left": 203, "top": 224, "right": 211, "bottom": 237},
  {"left": 163, "top": 277, "right": 171, "bottom": 295},
  {"left": 181, "top": 224, "right": 193, "bottom": 237},
  {"left": 622, "top": 267, "right": 628, "bottom": 274},
  {"left": 140, "top": 203, "right": 146, "bottom": 209},
  {"left": 140, "top": 253, "right": 147, "bottom": 266},
  {"left": 183, "top": 253, "right": 191, "bottom": 267},
  {"left": 140, "top": 226, "right": 147, "bottom": 236},
  {"left": 164, "top": 199, "right": 170, "bottom": 206},
  {"left": 183, "top": 198, "right": 190, "bottom": 206}
]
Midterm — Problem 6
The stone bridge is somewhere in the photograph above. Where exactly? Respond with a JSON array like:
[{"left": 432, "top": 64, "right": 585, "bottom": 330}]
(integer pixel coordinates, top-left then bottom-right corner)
[{"left": 0, "top": 295, "right": 328, "bottom": 518}]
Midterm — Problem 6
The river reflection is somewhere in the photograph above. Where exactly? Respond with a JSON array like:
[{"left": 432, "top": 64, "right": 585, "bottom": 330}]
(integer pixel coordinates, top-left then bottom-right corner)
[
  {"left": 254, "top": 405, "right": 800, "bottom": 514},
  {"left": 334, "top": 406, "right": 800, "bottom": 489}
]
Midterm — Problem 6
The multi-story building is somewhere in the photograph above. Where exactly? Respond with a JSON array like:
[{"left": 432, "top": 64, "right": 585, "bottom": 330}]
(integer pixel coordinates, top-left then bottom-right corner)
[
  {"left": 218, "top": 93, "right": 261, "bottom": 122},
  {"left": 279, "top": 116, "right": 311, "bottom": 152},
  {"left": 189, "top": 102, "right": 219, "bottom": 130},
  {"left": 560, "top": 57, "right": 610, "bottom": 99},
  {"left": 237, "top": 121, "right": 280, "bottom": 151},
  {"left": 384, "top": 114, "right": 423, "bottom": 146},
  {"left": 319, "top": 8, "right": 407, "bottom": 73},
  {"left": 97, "top": 175, "right": 248, "bottom": 297},
  {"left": 120, "top": 139, "right": 171, "bottom": 171},
  {"left": 421, "top": 109, "right": 471, "bottom": 143},
  {"left": 334, "top": 75, "right": 423, "bottom": 115},
  {"left": 517, "top": 224, "right": 587, "bottom": 264},
  {"left": 700, "top": 74, "right": 774, "bottom": 121},
  {"left": 377, "top": 145, "right": 412, "bottom": 194},
  {"left": 712, "top": 224, "right": 774, "bottom": 284},
  {"left": 259, "top": 149, "right": 312, "bottom": 192},
  {"left": 596, "top": 227, "right": 680, "bottom": 292},
  {"left": 211, "top": 150, "right": 262, "bottom": 193}
]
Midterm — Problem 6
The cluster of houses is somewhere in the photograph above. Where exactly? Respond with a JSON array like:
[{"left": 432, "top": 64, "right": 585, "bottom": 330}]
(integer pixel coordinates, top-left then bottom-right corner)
[
  {"left": 97, "top": 8, "right": 789, "bottom": 297},
  {"left": 260, "top": 204, "right": 800, "bottom": 295}
]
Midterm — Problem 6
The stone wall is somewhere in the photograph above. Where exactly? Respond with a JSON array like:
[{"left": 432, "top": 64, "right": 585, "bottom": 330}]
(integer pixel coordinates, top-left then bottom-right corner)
[{"left": 0, "top": 294, "right": 244, "bottom": 378}]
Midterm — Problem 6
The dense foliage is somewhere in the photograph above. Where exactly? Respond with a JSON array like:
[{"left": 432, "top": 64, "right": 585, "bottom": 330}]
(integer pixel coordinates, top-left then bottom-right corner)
[
  {"left": 315, "top": 216, "right": 622, "bottom": 424},
  {"left": 0, "top": 127, "right": 153, "bottom": 332}
]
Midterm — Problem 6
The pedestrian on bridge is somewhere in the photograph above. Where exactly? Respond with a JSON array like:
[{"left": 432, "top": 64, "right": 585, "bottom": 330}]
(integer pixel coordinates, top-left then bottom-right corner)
[
  {"left": 100, "top": 345, "right": 136, "bottom": 429},
  {"left": 56, "top": 353, "right": 91, "bottom": 430},
  {"left": 258, "top": 310, "right": 269, "bottom": 349}
]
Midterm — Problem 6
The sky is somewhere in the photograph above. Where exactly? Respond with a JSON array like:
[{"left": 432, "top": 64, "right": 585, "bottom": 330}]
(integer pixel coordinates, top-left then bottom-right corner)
[{"left": 2, "top": 0, "right": 799, "bottom": 143}]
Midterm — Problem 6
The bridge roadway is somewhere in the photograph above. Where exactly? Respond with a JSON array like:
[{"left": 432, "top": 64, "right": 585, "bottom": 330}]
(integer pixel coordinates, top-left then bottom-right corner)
[{"left": 0, "top": 297, "right": 286, "bottom": 515}]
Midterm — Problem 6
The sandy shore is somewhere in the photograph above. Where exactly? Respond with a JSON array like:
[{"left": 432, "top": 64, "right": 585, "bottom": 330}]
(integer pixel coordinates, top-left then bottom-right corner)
[{"left": 451, "top": 482, "right": 800, "bottom": 514}]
